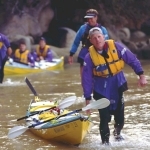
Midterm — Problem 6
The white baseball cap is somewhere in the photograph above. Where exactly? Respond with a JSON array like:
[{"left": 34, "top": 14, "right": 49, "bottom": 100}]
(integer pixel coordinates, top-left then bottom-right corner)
[{"left": 89, "top": 27, "right": 103, "bottom": 37}]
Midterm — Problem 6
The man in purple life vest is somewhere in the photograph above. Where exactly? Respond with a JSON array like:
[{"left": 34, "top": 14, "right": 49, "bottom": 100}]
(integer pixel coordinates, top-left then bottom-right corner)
[
  {"left": 32, "top": 37, "right": 53, "bottom": 62},
  {"left": 82, "top": 27, "right": 148, "bottom": 145},
  {"left": 0, "top": 33, "right": 12, "bottom": 83}
]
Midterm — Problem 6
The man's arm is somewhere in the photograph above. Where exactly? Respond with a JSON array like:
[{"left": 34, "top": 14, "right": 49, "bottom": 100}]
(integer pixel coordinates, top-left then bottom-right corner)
[
  {"left": 7, "top": 47, "right": 12, "bottom": 56},
  {"left": 69, "top": 25, "right": 86, "bottom": 55},
  {"left": 101, "top": 26, "right": 109, "bottom": 40},
  {"left": 31, "top": 50, "right": 38, "bottom": 61},
  {"left": 28, "top": 53, "right": 35, "bottom": 67},
  {"left": 2, "top": 34, "right": 12, "bottom": 57},
  {"left": 115, "top": 42, "right": 147, "bottom": 87},
  {"left": 82, "top": 54, "right": 93, "bottom": 99},
  {"left": 82, "top": 53, "right": 94, "bottom": 114},
  {"left": 45, "top": 49, "right": 53, "bottom": 62},
  {"left": 68, "top": 25, "right": 86, "bottom": 64},
  {"left": 115, "top": 42, "right": 144, "bottom": 75}
]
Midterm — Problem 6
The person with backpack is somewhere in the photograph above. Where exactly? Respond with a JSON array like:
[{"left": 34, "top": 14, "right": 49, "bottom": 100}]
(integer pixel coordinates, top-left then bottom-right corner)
[{"left": 68, "top": 9, "right": 109, "bottom": 77}]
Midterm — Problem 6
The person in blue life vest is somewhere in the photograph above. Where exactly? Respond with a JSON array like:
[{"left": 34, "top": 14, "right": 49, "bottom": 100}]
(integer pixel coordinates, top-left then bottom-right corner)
[
  {"left": 32, "top": 37, "right": 53, "bottom": 62},
  {"left": 82, "top": 27, "right": 148, "bottom": 145},
  {"left": 68, "top": 8, "right": 109, "bottom": 78},
  {"left": 12, "top": 39, "right": 35, "bottom": 67},
  {"left": 0, "top": 33, "right": 12, "bottom": 83}
]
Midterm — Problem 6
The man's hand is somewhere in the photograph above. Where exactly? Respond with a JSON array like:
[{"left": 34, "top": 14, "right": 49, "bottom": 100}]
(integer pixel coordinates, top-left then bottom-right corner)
[
  {"left": 39, "top": 56, "right": 44, "bottom": 60},
  {"left": 68, "top": 56, "right": 73, "bottom": 64},
  {"left": 138, "top": 75, "right": 148, "bottom": 87},
  {"left": 8, "top": 58, "right": 13, "bottom": 64},
  {"left": 7, "top": 47, "right": 12, "bottom": 56},
  {"left": 36, "top": 57, "right": 40, "bottom": 61},
  {"left": 85, "top": 100, "right": 91, "bottom": 115}
]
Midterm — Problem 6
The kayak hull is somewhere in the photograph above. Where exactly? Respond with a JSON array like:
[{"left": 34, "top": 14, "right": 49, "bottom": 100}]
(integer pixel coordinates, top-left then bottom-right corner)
[
  {"left": 4, "top": 57, "right": 64, "bottom": 75},
  {"left": 28, "top": 116, "right": 92, "bottom": 145}
]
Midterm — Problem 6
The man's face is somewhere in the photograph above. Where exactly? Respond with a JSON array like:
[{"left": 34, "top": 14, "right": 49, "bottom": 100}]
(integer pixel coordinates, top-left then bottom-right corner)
[
  {"left": 87, "top": 16, "right": 97, "bottom": 26},
  {"left": 19, "top": 44, "right": 26, "bottom": 52},
  {"left": 89, "top": 31, "right": 105, "bottom": 50},
  {"left": 39, "top": 40, "right": 46, "bottom": 48}
]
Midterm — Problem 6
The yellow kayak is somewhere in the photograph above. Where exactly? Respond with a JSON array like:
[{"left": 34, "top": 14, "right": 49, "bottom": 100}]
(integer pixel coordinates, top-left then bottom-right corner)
[
  {"left": 7, "top": 78, "right": 110, "bottom": 145},
  {"left": 7, "top": 95, "right": 109, "bottom": 145},
  {"left": 26, "top": 100, "right": 93, "bottom": 146},
  {"left": 4, "top": 56, "right": 64, "bottom": 75}
]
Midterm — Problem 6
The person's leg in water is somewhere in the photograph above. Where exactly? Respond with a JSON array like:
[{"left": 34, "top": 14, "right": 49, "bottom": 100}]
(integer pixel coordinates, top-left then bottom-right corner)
[
  {"left": 0, "top": 56, "right": 7, "bottom": 83},
  {"left": 113, "top": 91, "right": 124, "bottom": 141},
  {"left": 93, "top": 91, "right": 111, "bottom": 145}
]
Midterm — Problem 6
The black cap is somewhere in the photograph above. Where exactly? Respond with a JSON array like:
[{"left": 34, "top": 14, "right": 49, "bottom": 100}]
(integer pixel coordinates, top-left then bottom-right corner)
[
  {"left": 19, "top": 39, "right": 26, "bottom": 45},
  {"left": 39, "top": 37, "right": 46, "bottom": 42}
]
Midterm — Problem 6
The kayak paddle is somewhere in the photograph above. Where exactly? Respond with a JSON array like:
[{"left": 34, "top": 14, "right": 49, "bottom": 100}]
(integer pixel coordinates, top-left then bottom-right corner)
[
  {"left": 16, "top": 95, "right": 77, "bottom": 121},
  {"left": 8, "top": 98, "right": 110, "bottom": 139},
  {"left": 25, "top": 77, "right": 40, "bottom": 102}
]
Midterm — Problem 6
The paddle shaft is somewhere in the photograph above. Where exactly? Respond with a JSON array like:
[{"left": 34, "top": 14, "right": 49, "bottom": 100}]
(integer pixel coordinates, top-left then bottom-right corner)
[
  {"left": 17, "top": 95, "right": 77, "bottom": 121},
  {"left": 17, "top": 106, "right": 57, "bottom": 121},
  {"left": 28, "top": 99, "right": 110, "bottom": 128},
  {"left": 14, "top": 60, "right": 29, "bottom": 66},
  {"left": 10, "top": 60, "right": 41, "bottom": 68},
  {"left": 29, "top": 109, "right": 82, "bottom": 128}
]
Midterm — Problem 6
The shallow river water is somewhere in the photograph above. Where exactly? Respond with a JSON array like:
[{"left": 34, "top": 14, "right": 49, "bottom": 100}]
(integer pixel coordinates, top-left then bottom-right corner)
[{"left": 0, "top": 60, "right": 150, "bottom": 150}]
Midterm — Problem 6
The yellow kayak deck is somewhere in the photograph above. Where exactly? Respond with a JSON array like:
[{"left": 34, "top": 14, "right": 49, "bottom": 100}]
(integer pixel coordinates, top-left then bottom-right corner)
[{"left": 4, "top": 57, "right": 64, "bottom": 75}]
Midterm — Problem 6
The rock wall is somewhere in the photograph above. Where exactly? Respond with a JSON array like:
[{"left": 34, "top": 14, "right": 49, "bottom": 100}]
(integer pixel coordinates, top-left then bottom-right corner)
[{"left": 0, "top": 0, "right": 150, "bottom": 59}]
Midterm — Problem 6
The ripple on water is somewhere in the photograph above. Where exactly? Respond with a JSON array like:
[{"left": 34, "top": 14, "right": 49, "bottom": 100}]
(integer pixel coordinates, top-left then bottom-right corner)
[{"left": 1, "top": 62, "right": 150, "bottom": 150}]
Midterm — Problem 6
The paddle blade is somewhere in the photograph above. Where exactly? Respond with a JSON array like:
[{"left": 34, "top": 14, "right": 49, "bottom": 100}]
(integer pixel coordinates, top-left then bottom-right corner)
[
  {"left": 82, "top": 98, "right": 110, "bottom": 111},
  {"left": 58, "top": 96, "right": 76, "bottom": 109},
  {"left": 25, "top": 77, "right": 38, "bottom": 96},
  {"left": 8, "top": 126, "right": 28, "bottom": 139}
]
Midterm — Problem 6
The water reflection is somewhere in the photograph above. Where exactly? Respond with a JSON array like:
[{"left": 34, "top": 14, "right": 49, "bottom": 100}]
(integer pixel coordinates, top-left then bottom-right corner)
[{"left": 0, "top": 61, "right": 150, "bottom": 150}]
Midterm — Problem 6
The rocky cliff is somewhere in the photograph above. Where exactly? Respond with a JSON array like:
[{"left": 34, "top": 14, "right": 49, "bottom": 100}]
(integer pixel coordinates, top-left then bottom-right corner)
[{"left": 0, "top": 0, "right": 150, "bottom": 59}]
